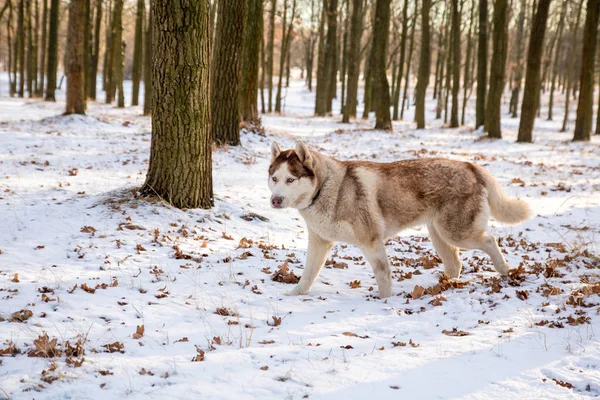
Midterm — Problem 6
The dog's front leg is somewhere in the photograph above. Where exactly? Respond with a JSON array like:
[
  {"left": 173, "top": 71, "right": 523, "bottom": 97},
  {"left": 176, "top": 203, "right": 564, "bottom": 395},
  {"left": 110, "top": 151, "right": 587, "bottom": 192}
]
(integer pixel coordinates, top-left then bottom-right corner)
[
  {"left": 287, "top": 231, "right": 333, "bottom": 296},
  {"left": 360, "top": 243, "right": 393, "bottom": 298}
]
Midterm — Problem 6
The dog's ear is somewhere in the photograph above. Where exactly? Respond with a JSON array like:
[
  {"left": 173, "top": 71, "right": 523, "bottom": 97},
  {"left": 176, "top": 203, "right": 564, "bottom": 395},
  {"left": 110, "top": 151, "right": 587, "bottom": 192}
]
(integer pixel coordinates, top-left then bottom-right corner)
[
  {"left": 295, "top": 140, "right": 313, "bottom": 169},
  {"left": 271, "top": 141, "right": 282, "bottom": 162}
]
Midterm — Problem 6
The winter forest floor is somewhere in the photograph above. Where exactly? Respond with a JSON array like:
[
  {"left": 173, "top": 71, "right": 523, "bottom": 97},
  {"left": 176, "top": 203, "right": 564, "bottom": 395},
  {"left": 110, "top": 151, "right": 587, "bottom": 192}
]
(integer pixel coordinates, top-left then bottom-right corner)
[{"left": 1, "top": 74, "right": 600, "bottom": 399}]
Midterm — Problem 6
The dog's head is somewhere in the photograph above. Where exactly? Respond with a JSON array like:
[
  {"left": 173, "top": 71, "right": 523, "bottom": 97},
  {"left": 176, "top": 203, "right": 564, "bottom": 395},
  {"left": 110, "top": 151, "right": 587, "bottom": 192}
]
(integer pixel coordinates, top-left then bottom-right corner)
[{"left": 268, "top": 140, "right": 318, "bottom": 209}]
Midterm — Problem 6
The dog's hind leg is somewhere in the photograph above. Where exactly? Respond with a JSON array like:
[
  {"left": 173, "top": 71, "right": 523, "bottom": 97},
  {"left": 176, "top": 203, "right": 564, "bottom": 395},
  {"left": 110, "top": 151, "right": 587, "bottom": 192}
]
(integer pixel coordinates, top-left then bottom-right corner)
[
  {"left": 458, "top": 233, "right": 510, "bottom": 275},
  {"left": 359, "top": 243, "right": 393, "bottom": 298},
  {"left": 427, "top": 223, "right": 462, "bottom": 278},
  {"left": 287, "top": 231, "right": 333, "bottom": 296}
]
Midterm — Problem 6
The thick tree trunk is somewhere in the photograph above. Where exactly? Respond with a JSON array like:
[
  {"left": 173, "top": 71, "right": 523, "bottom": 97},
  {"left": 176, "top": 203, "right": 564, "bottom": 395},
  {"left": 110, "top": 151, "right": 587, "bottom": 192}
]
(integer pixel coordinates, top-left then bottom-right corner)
[
  {"left": 517, "top": 0, "right": 551, "bottom": 143},
  {"left": 143, "top": 3, "right": 152, "bottom": 115},
  {"left": 548, "top": 1, "right": 566, "bottom": 121},
  {"left": 45, "top": 0, "right": 59, "bottom": 101},
  {"left": 342, "top": 0, "right": 363, "bottom": 122},
  {"left": 141, "top": 0, "right": 213, "bottom": 209},
  {"left": 111, "top": 0, "right": 124, "bottom": 107},
  {"left": 450, "top": 0, "right": 461, "bottom": 127},
  {"left": 65, "top": 0, "right": 86, "bottom": 115},
  {"left": 475, "top": 0, "right": 487, "bottom": 128},
  {"left": 372, "top": 0, "right": 392, "bottom": 130},
  {"left": 267, "top": 0, "right": 277, "bottom": 112},
  {"left": 484, "top": 0, "right": 508, "bottom": 138},
  {"left": 415, "top": 0, "right": 430, "bottom": 129},
  {"left": 82, "top": 0, "right": 90, "bottom": 98},
  {"left": 573, "top": 0, "right": 600, "bottom": 141},
  {"left": 340, "top": 0, "right": 348, "bottom": 114},
  {"left": 509, "top": 0, "right": 526, "bottom": 118},
  {"left": 26, "top": 0, "right": 34, "bottom": 97},
  {"left": 131, "top": 0, "right": 144, "bottom": 106},
  {"left": 392, "top": 0, "right": 409, "bottom": 121},
  {"left": 211, "top": 0, "right": 248, "bottom": 145},
  {"left": 240, "top": 0, "right": 263, "bottom": 123}
]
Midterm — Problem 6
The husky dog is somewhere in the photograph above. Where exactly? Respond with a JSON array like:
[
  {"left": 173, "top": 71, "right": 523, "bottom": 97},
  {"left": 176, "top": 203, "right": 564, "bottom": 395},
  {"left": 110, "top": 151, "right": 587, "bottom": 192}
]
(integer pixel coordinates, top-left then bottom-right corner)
[{"left": 268, "top": 141, "right": 531, "bottom": 298}]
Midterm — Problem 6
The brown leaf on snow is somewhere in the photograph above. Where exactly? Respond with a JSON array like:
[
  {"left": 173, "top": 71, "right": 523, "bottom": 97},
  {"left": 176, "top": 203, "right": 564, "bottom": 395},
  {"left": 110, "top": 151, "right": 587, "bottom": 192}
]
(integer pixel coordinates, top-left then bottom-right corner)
[
  {"left": 429, "top": 295, "right": 447, "bottom": 306},
  {"left": 28, "top": 333, "right": 61, "bottom": 358},
  {"left": 442, "top": 328, "right": 470, "bottom": 337},
  {"left": 238, "top": 237, "right": 254, "bottom": 248},
  {"left": 349, "top": 280, "right": 361, "bottom": 289},
  {"left": 271, "top": 260, "right": 300, "bottom": 284},
  {"left": 9, "top": 309, "right": 33, "bottom": 323},
  {"left": 215, "top": 307, "right": 238, "bottom": 317},
  {"left": 268, "top": 316, "right": 282, "bottom": 327},
  {"left": 343, "top": 331, "right": 370, "bottom": 339},
  {"left": 259, "top": 340, "right": 275, "bottom": 345},
  {"left": 552, "top": 378, "right": 573, "bottom": 389},
  {"left": 222, "top": 232, "right": 234, "bottom": 240},
  {"left": 516, "top": 290, "right": 529, "bottom": 301},
  {"left": 80, "top": 226, "right": 97, "bottom": 235},
  {"left": 68, "top": 168, "right": 79, "bottom": 176},
  {"left": 80, "top": 283, "right": 96, "bottom": 294},
  {"left": 411, "top": 285, "right": 425, "bottom": 299},
  {"left": 11, "top": 273, "right": 19, "bottom": 283},
  {"left": 192, "top": 346, "right": 205, "bottom": 362},
  {"left": 103, "top": 341, "right": 125, "bottom": 353},
  {"left": 132, "top": 325, "right": 145, "bottom": 339}
]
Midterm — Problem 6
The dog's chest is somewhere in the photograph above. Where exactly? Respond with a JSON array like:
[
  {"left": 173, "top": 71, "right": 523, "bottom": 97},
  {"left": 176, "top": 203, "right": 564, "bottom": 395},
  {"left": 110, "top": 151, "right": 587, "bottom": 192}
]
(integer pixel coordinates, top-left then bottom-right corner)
[{"left": 299, "top": 208, "right": 357, "bottom": 244}]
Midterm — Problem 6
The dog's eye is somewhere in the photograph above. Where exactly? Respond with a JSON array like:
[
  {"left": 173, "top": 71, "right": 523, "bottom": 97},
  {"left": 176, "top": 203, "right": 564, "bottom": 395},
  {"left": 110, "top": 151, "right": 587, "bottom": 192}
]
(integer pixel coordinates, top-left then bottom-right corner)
[
  {"left": 272, "top": 177, "right": 278, "bottom": 182},
  {"left": 287, "top": 178, "right": 295, "bottom": 183}
]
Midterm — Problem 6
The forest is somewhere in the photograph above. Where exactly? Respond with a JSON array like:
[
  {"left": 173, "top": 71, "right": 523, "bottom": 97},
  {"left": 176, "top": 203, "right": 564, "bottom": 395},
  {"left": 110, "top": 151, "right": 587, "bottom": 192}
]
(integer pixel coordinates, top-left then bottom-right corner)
[{"left": 0, "top": 0, "right": 599, "bottom": 398}]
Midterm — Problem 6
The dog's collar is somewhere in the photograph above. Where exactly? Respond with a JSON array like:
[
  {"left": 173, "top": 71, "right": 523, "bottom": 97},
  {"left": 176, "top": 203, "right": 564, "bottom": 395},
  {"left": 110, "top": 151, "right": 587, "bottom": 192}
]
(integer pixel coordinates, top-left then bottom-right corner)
[{"left": 308, "top": 189, "right": 321, "bottom": 207}]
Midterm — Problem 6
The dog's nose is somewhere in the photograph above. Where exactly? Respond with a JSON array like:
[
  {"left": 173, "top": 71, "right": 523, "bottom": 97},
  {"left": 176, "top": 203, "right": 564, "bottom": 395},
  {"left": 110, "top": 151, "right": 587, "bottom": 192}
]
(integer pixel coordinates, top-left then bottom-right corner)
[{"left": 271, "top": 196, "right": 283, "bottom": 208}]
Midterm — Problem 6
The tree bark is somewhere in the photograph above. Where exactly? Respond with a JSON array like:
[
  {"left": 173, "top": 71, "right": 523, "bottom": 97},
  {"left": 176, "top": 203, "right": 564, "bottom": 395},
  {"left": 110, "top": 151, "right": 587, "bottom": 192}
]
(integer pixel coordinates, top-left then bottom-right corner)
[
  {"left": 372, "top": 0, "right": 392, "bottom": 130},
  {"left": 509, "top": 0, "right": 526, "bottom": 118},
  {"left": 315, "top": 0, "right": 328, "bottom": 115},
  {"left": 275, "top": 0, "right": 296, "bottom": 113},
  {"left": 131, "top": 0, "right": 144, "bottom": 106},
  {"left": 211, "top": 0, "right": 248, "bottom": 145},
  {"left": 38, "top": 0, "right": 48, "bottom": 97},
  {"left": 415, "top": 0, "right": 430, "bottom": 129},
  {"left": 88, "top": 0, "right": 102, "bottom": 100},
  {"left": 267, "top": 0, "right": 277, "bottom": 112},
  {"left": 45, "top": 0, "right": 59, "bottom": 101},
  {"left": 461, "top": 0, "right": 475, "bottom": 125},
  {"left": 111, "top": 0, "right": 124, "bottom": 107},
  {"left": 401, "top": 5, "right": 417, "bottom": 120},
  {"left": 392, "top": 0, "right": 408, "bottom": 121},
  {"left": 517, "top": 0, "right": 551, "bottom": 143},
  {"left": 475, "top": 0, "right": 487, "bottom": 128},
  {"left": 573, "top": 0, "right": 600, "bottom": 141},
  {"left": 83, "top": 0, "right": 90, "bottom": 98},
  {"left": 17, "top": 0, "right": 24, "bottom": 97},
  {"left": 143, "top": 3, "right": 152, "bottom": 115},
  {"left": 240, "top": 0, "right": 263, "bottom": 123},
  {"left": 548, "top": 1, "right": 566, "bottom": 120},
  {"left": 325, "top": 0, "right": 338, "bottom": 113},
  {"left": 65, "top": 0, "right": 86, "bottom": 115},
  {"left": 342, "top": 0, "right": 363, "bottom": 122},
  {"left": 141, "top": 0, "right": 213, "bottom": 209},
  {"left": 561, "top": 0, "right": 584, "bottom": 132},
  {"left": 484, "top": 0, "right": 508, "bottom": 138},
  {"left": 450, "top": 0, "right": 461, "bottom": 127}
]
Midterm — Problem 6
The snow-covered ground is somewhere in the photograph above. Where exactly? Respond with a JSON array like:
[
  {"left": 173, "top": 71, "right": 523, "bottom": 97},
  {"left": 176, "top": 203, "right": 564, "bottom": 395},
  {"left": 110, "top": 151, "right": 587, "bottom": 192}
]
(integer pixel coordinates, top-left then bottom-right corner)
[{"left": 1, "top": 73, "right": 599, "bottom": 399}]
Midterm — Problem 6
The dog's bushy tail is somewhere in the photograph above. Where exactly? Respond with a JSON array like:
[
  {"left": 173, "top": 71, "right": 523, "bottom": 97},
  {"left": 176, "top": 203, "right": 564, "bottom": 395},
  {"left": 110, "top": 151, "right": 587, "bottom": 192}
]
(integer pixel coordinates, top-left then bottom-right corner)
[{"left": 478, "top": 167, "right": 532, "bottom": 224}]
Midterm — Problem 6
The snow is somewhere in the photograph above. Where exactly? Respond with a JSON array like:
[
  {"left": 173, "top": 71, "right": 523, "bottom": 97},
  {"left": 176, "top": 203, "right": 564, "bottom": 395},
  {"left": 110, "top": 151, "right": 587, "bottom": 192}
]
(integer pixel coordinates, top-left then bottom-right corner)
[{"left": 1, "top": 72, "right": 599, "bottom": 399}]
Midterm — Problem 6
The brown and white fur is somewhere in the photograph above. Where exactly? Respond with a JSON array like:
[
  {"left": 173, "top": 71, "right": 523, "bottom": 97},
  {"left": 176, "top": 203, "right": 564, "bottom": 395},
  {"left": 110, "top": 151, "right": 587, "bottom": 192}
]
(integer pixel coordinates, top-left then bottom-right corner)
[{"left": 268, "top": 141, "right": 532, "bottom": 298}]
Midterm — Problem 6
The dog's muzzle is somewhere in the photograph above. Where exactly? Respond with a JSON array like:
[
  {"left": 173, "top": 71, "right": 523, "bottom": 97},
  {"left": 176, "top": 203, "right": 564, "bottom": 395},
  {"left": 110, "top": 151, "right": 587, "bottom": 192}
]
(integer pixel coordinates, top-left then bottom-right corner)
[{"left": 271, "top": 195, "right": 284, "bottom": 208}]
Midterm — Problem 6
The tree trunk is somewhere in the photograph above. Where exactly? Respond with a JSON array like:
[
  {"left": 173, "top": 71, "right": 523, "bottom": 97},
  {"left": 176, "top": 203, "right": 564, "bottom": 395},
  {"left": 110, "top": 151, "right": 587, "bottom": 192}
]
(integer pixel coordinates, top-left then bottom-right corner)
[
  {"left": 372, "top": 0, "right": 392, "bottom": 130},
  {"left": 131, "top": 0, "right": 144, "bottom": 106},
  {"left": 450, "top": 0, "right": 461, "bottom": 127},
  {"left": 112, "top": 0, "right": 124, "bottom": 107},
  {"left": 26, "top": 0, "right": 34, "bottom": 97},
  {"left": 400, "top": 7, "right": 417, "bottom": 120},
  {"left": 436, "top": 7, "right": 448, "bottom": 119},
  {"left": 17, "top": 0, "right": 24, "bottom": 97},
  {"left": 315, "top": 0, "right": 328, "bottom": 115},
  {"left": 275, "top": 0, "right": 296, "bottom": 113},
  {"left": 415, "top": 0, "right": 430, "bottom": 129},
  {"left": 143, "top": 3, "right": 153, "bottom": 115},
  {"left": 7, "top": 1, "right": 15, "bottom": 97},
  {"left": 45, "top": 0, "right": 59, "bottom": 101},
  {"left": 260, "top": 29, "right": 266, "bottom": 113},
  {"left": 392, "top": 0, "right": 408, "bottom": 121},
  {"left": 517, "top": 0, "right": 551, "bottom": 143},
  {"left": 211, "top": 0, "right": 248, "bottom": 145},
  {"left": 267, "top": 0, "right": 277, "bottom": 112},
  {"left": 141, "top": 0, "right": 213, "bottom": 209},
  {"left": 240, "top": 0, "right": 263, "bottom": 123},
  {"left": 548, "top": 1, "right": 566, "bottom": 121},
  {"left": 102, "top": 0, "right": 111, "bottom": 92},
  {"left": 475, "top": 0, "right": 487, "bottom": 128},
  {"left": 325, "top": 0, "right": 338, "bottom": 113},
  {"left": 89, "top": 0, "right": 102, "bottom": 100},
  {"left": 38, "top": 0, "right": 48, "bottom": 97},
  {"left": 461, "top": 0, "right": 475, "bottom": 125},
  {"left": 65, "top": 0, "right": 86, "bottom": 115},
  {"left": 484, "top": 0, "right": 508, "bottom": 138},
  {"left": 443, "top": 6, "right": 452, "bottom": 124},
  {"left": 342, "top": 0, "right": 363, "bottom": 122},
  {"left": 562, "top": 0, "right": 584, "bottom": 132},
  {"left": 340, "top": 0, "right": 349, "bottom": 114},
  {"left": 573, "top": 0, "right": 600, "bottom": 141},
  {"left": 83, "top": 0, "right": 90, "bottom": 98},
  {"left": 509, "top": 0, "right": 526, "bottom": 118}
]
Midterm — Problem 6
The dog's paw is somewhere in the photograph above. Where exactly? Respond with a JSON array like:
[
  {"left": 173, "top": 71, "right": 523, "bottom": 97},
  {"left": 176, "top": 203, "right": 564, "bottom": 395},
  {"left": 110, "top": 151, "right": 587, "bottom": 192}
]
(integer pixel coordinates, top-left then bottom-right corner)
[{"left": 285, "top": 285, "right": 309, "bottom": 296}]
